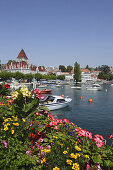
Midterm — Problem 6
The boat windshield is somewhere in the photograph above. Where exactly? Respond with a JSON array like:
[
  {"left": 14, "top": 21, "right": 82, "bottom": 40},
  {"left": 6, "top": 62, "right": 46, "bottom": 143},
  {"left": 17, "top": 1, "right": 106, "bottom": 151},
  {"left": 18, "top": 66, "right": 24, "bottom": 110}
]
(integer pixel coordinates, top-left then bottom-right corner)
[
  {"left": 40, "top": 96, "right": 55, "bottom": 103},
  {"left": 57, "top": 99, "right": 65, "bottom": 103},
  {"left": 92, "top": 84, "right": 100, "bottom": 87}
]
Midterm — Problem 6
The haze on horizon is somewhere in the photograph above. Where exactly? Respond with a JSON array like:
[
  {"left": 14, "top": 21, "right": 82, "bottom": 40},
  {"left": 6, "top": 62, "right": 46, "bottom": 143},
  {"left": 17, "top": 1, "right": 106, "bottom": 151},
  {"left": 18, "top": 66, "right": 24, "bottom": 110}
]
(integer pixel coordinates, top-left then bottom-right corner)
[{"left": 0, "top": 0, "right": 113, "bottom": 68}]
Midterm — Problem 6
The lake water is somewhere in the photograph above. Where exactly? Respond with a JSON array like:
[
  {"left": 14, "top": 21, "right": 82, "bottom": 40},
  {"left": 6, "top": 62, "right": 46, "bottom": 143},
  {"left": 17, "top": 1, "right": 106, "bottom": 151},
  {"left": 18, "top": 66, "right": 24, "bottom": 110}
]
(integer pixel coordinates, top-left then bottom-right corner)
[{"left": 50, "top": 84, "right": 113, "bottom": 144}]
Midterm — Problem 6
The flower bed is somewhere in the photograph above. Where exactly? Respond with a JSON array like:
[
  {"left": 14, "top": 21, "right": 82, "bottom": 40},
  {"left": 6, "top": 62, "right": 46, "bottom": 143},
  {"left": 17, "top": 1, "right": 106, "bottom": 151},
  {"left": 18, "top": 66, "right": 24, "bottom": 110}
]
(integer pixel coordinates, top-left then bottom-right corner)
[{"left": 0, "top": 84, "right": 113, "bottom": 169}]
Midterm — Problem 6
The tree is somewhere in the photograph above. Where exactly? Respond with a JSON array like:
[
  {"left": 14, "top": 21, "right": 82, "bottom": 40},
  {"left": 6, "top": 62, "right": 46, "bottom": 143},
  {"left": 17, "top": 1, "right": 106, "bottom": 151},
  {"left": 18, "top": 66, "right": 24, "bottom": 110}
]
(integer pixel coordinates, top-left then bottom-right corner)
[
  {"left": 74, "top": 62, "right": 81, "bottom": 83},
  {"left": 100, "top": 65, "right": 110, "bottom": 74},
  {"left": 85, "top": 65, "right": 93, "bottom": 71},
  {"left": 66, "top": 65, "right": 73, "bottom": 73},
  {"left": 7, "top": 60, "right": 16, "bottom": 64},
  {"left": 57, "top": 75, "right": 65, "bottom": 80},
  {"left": 59, "top": 65, "right": 66, "bottom": 72}
]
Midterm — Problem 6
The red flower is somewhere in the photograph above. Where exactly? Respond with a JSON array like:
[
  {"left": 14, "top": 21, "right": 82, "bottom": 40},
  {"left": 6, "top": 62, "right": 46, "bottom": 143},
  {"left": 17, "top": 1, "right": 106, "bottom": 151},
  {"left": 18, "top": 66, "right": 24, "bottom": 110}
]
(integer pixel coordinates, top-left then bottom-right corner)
[{"left": 4, "top": 83, "right": 10, "bottom": 89}]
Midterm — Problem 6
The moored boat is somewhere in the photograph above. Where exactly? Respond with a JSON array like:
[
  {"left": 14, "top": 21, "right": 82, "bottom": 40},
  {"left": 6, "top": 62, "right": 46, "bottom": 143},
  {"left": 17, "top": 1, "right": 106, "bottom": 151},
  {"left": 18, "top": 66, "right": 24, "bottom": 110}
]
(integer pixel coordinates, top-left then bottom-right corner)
[
  {"left": 39, "top": 89, "right": 52, "bottom": 94},
  {"left": 86, "top": 84, "right": 102, "bottom": 91},
  {"left": 39, "top": 95, "right": 72, "bottom": 110}
]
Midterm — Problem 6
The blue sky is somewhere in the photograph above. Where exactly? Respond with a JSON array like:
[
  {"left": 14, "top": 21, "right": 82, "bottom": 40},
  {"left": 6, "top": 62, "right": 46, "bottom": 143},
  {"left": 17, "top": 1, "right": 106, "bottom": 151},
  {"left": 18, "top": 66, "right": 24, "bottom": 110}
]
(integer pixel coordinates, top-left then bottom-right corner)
[{"left": 0, "top": 0, "right": 113, "bottom": 68}]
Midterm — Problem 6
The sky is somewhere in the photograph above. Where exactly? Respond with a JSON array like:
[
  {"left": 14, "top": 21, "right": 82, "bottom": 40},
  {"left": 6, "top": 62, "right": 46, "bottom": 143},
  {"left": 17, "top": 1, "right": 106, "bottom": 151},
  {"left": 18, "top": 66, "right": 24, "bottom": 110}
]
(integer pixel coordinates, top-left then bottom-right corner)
[{"left": 0, "top": 0, "right": 113, "bottom": 68}]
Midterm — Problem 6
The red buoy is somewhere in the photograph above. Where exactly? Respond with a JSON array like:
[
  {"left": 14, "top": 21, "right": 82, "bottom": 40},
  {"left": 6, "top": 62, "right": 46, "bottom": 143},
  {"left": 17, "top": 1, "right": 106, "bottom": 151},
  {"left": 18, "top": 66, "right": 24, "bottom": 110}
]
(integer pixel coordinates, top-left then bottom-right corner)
[
  {"left": 61, "top": 94, "right": 64, "bottom": 98},
  {"left": 88, "top": 99, "right": 92, "bottom": 103}
]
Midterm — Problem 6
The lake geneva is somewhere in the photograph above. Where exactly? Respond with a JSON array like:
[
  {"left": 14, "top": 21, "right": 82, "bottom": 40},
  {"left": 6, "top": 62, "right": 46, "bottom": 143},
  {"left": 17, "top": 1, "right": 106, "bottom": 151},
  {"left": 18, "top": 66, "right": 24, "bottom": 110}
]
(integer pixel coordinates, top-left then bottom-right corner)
[{"left": 50, "top": 84, "right": 113, "bottom": 144}]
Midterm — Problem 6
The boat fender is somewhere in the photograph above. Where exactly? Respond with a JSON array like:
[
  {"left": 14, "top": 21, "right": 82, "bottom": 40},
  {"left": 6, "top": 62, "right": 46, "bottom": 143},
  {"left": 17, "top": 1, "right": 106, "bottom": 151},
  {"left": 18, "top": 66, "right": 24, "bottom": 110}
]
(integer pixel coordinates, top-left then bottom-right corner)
[{"left": 88, "top": 99, "right": 92, "bottom": 103}]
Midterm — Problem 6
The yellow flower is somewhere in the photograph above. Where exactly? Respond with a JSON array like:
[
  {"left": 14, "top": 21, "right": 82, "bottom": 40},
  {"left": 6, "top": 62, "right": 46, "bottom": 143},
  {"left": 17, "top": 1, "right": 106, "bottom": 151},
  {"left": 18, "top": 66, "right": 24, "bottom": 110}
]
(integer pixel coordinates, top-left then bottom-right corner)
[
  {"left": 3, "top": 119, "right": 9, "bottom": 123},
  {"left": 60, "top": 143, "right": 63, "bottom": 147},
  {"left": 53, "top": 136, "right": 58, "bottom": 139},
  {"left": 49, "top": 140, "right": 54, "bottom": 143},
  {"left": 63, "top": 151, "right": 68, "bottom": 154},
  {"left": 44, "top": 149, "right": 51, "bottom": 153},
  {"left": 20, "top": 87, "right": 31, "bottom": 97},
  {"left": 4, "top": 126, "right": 8, "bottom": 131},
  {"left": 53, "top": 167, "right": 60, "bottom": 170},
  {"left": 76, "top": 153, "right": 80, "bottom": 157},
  {"left": 12, "top": 116, "right": 18, "bottom": 121},
  {"left": 22, "top": 118, "right": 26, "bottom": 122},
  {"left": 11, "top": 129, "right": 14, "bottom": 134},
  {"left": 72, "top": 163, "right": 80, "bottom": 170},
  {"left": 6, "top": 123, "right": 10, "bottom": 126},
  {"left": 85, "top": 155, "right": 89, "bottom": 159},
  {"left": 13, "top": 123, "right": 19, "bottom": 126},
  {"left": 67, "top": 147, "right": 69, "bottom": 150},
  {"left": 75, "top": 146, "right": 81, "bottom": 151},
  {"left": 66, "top": 159, "right": 72, "bottom": 165},
  {"left": 41, "top": 158, "right": 46, "bottom": 164},
  {"left": 8, "top": 118, "right": 12, "bottom": 121},
  {"left": 11, "top": 91, "right": 19, "bottom": 100},
  {"left": 70, "top": 153, "right": 75, "bottom": 159}
]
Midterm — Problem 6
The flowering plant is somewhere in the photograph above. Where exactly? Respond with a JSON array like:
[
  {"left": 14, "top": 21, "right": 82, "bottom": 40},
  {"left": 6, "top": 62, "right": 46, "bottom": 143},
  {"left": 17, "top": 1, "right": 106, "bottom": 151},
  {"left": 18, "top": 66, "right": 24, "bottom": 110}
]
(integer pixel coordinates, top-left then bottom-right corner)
[
  {"left": 11, "top": 86, "right": 39, "bottom": 119},
  {"left": 0, "top": 82, "right": 10, "bottom": 96},
  {"left": 0, "top": 85, "right": 113, "bottom": 169}
]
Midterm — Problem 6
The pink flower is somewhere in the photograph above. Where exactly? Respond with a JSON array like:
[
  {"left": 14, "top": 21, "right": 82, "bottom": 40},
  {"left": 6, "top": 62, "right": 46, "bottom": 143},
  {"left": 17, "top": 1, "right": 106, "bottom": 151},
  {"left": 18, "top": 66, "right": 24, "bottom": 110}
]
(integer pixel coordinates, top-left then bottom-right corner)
[
  {"left": 108, "top": 134, "right": 113, "bottom": 139},
  {"left": 92, "top": 138, "right": 104, "bottom": 148},
  {"left": 36, "top": 112, "right": 39, "bottom": 116},
  {"left": 57, "top": 119, "right": 63, "bottom": 124},
  {"left": 44, "top": 110, "right": 48, "bottom": 114},
  {"left": 26, "top": 150, "right": 31, "bottom": 156},
  {"left": 1, "top": 141, "right": 7, "bottom": 148},
  {"left": 94, "top": 134, "right": 104, "bottom": 141},
  {"left": 78, "top": 129, "right": 86, "bottom": 137},
  {"left": 51, "top": 116, "right": 55, "bottom": 121},
  {"left": 38, "top": 138, "right": 43, "bottom": 143},
  {"left": 96, "top": 162, "right": 102, "bottom": 170},
  {"left": 85, "top": 131, "right": 92, "bottom": 139},
  {"left": 46, "top": 145, "right": 51, "bottom": 149},
  {"left": 54, "top": 126, "right": 58, "bottom": 130},
  {"left": 63, "top": 119, "right": 69, "bottom": 124},
  {"left": 96, "top": 140, "right": 104, "bottom": 148}
]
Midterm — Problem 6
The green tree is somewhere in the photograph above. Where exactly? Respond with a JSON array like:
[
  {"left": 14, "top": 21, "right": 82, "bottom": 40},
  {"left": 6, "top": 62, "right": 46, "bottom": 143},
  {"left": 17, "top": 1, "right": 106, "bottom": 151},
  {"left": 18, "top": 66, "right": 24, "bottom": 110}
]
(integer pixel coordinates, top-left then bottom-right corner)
[
  {"left": 74, "top": 62, "right": 81, "bottom": 83},
  {"left": 0, "top": 71, "right": 13, "bottom": 81},
  {"left": 7, "top": 60, "right": 16, "bottom": 64},
  {"left": 85, "top": 65, "right": 93, "bottom": 71},
  {"left": 66, "top": 65, "right": 73, "bottom": 73},
  {"left": 13, "top": 72, "right": 24, "bottom": 80},
  {"left": 57, "top": 75, "right": 65, "bottom": 80},
  {"left": 100, "top": 65, "right": 110, "bottom": 74},
  {"left": 59, "top": 65, "right": 66, "bottom": 72}
]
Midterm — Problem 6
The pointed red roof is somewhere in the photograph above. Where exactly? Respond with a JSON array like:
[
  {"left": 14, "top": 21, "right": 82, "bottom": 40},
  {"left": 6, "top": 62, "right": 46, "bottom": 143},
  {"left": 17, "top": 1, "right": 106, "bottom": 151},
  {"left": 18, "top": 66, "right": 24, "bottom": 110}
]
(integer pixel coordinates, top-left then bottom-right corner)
[{"left": 17, "top": 49, "right": 28, "bottom": 59}]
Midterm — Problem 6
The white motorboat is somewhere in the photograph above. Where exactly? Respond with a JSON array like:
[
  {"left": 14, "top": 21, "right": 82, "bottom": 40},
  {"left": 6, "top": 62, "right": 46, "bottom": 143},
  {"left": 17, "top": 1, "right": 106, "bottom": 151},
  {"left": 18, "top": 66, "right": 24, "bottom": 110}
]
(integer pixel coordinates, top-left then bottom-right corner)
[
  {"left": 86, "top": 84, "right": 102, "bottom": 91},
  {"left": 39, "top": 95, "right": 72, "bottom": 110},
  {"left": 71, "top": 86, "right": 82, "bottom": 90}
]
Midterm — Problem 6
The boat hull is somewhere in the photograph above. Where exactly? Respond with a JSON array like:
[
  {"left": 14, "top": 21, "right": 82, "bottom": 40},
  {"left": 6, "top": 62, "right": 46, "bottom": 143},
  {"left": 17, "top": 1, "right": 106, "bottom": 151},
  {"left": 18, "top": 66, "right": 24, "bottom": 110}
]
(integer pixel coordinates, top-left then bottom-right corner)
[
  {"left": 39, "top": 98, "right": 72, "bottom": 111},
  {"left": 40, "top": 102, "right": 70, "bottom": 111}
]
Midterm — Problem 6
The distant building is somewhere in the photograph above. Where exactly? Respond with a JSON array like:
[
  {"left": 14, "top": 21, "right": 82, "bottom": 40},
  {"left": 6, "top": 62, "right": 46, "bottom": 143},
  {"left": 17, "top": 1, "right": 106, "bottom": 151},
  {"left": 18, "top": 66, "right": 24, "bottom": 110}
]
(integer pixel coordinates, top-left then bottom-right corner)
[
  {"left": 0, "top": 64, "right": 6, "bottom": 72},
  {"left": 38, "top": 66, "right": 48, "bottom": 75},
  {"left": 80, "top": 69, "right": 92, "bottom": 83},
  {"left": 6, "top": 49, "right": 37, "bottom": 74}
]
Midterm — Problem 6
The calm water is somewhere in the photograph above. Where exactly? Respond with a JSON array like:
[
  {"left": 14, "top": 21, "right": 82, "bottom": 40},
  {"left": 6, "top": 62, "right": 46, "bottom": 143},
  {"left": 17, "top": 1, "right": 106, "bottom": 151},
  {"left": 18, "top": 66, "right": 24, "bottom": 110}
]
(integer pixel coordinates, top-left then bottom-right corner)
[{"left": 49, "top": 84, "right": 113, "bottom": 144}]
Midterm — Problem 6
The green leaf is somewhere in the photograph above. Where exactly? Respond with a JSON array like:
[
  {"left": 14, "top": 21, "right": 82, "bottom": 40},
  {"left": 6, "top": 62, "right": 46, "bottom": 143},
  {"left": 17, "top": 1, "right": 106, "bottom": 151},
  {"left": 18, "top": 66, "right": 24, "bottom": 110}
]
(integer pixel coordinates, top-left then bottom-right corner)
[{"left": 43, "top": 138, "right": 49, "bottom": 142}]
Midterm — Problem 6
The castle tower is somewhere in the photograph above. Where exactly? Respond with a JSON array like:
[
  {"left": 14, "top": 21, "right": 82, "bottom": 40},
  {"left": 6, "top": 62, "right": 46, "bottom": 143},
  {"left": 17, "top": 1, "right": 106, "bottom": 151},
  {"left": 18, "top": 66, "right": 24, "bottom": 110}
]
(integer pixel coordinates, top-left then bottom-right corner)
[{"left": 17, "top": 49, "right": 28, "bottom": 63}]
